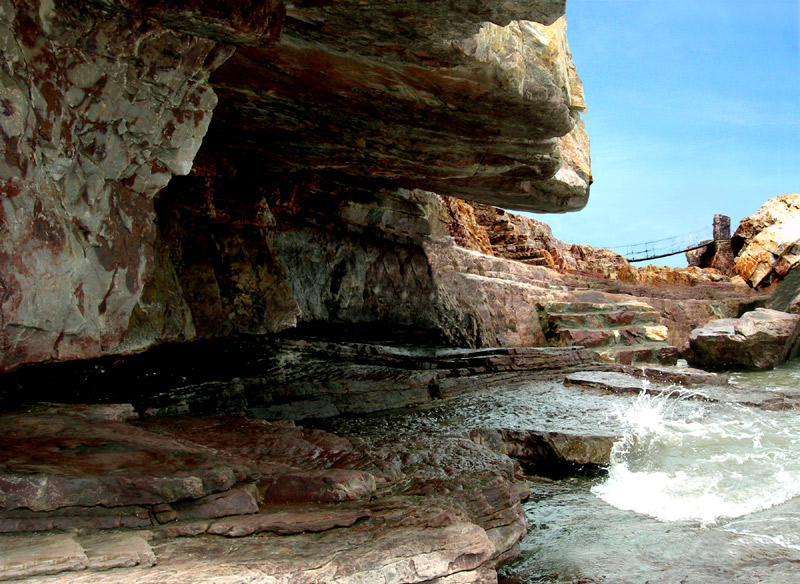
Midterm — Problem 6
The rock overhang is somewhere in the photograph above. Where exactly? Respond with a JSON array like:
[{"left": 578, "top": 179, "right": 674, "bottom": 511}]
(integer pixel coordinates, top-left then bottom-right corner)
[{"left": 205, "top": 0, "right": 590, "bottom": 213}]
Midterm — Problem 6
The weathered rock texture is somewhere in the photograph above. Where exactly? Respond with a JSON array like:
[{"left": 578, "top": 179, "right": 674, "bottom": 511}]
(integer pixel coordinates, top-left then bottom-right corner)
[
  {"left": 1, "top": 0, "right": 591, "bottom": 374},
  {"left": 208, "top": 6, "right": 590, "bottom": 212},
  {"left": 0, "top": 404, "right": 531, "bottom": 582},
  {"left": 0, "top": 0, "right": 281, "bottom": 372},
  {"left": 733, "top": 193, "right": 800, "bottom": 287},
  {"left": 685, "top": 308, "right": 800, "bottom": 370}
]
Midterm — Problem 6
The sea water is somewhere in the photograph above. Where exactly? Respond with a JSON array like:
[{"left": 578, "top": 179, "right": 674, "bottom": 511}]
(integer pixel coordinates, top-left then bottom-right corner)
[
  {"left": 503, "top": 361, "right": 800, "bottom": 583},
  {"left": 593, "top": 384, "right": 800, "bottom": 526}
]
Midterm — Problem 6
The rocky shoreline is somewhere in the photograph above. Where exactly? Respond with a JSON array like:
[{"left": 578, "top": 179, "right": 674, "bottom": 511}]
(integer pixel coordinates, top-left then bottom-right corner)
[
  {"left": 4, "top": 0, "right": 800, "bottom": 582},
  {"left": 6, "top": 352, "right": 797, "bottom": 583}
]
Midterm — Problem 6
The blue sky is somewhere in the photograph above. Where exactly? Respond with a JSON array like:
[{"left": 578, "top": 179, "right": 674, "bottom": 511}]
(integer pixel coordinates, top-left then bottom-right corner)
[{"left": 528, "top": 0, "right": 800, "bottom": 267}]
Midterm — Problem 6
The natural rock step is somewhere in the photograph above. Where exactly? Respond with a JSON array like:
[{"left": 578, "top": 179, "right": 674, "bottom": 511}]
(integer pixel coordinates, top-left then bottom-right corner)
[
  {"left": 0, "top": 532, "right": 155, "bottom": 582},
  {"left": 546, "top": 310, "right": 661, "bottom": 329},
  {"left": 544, "top": 300, "right": 657, "bottom": 314},
  {"left": 552, "top": 326, "right": 670, "bottom": 349},
  {"left": 0, "top": 404, "right": 529, "bottom": 584},
  {"left": 595, "top": 344, "right": 680, "bottom": 366},
  {"left": 207, "top": 505, "right": 371, "bottom": 537}
]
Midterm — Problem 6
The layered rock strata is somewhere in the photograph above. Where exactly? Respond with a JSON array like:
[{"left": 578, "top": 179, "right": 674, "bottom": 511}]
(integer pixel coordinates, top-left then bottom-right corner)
[
  {"left": 208, "top": 4, "right": 590, "bottom": 211},
  {"left": 1, "top": 334, "right": 606, "bottom": 418},
  {"left": 1, "top": 0, "right": 591, "bottom": 373},
  {"left": 0, "top": 404, "right": 529, "bottom": 582}
]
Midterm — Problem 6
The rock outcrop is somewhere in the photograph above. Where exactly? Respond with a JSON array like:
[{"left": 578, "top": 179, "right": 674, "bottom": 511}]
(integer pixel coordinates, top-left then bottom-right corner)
[
  {"left": 208, "top": 5, "right": 590, "bottom": 212},
  {"left": 0, "top": 0, "right": 591, "bottom": 374},
  {"left": 766, "top": 266, "right": 800, "bottom": 315},
  {"left": 733, "top": 193, "right": 800, "bottom": 287},
  {"left": 685, "top": 308, "right": 800, "bottom": 370}
]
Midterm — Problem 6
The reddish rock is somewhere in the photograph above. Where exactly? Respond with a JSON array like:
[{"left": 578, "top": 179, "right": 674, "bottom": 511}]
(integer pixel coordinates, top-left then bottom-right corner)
[
  {"left": 606, "top": 311, "right": 636, "bottom": 326},
  {"left": 208, "top": 505, "right": 371, "bottom": 537},
  {"left": 172, "top": 483, "right": 259, "bottom": 521},
  {"left": 0, "top": 408, "right": 239, "bottom": 512},
  {"left": 557, "top": 329, "right": 612, "bottom": 348},
  {"left": 260, "top": 469, "right": 377, "bottom": 504},
  {"left": 0, "top": 405, "right": 530, "bottom": 583},
  {"left": 0, "top": 505, "right": 151, "bottom": 534},
  {"left": 0, "top": 0, "right": 281, "bottom": 373}
]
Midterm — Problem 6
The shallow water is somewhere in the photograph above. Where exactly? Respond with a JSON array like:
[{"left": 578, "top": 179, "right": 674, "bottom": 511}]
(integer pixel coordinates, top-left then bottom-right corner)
[
  {"left": 320, "top": 359, "right": 800, "bottom": 582},
  {"left": 503, "top": 360, "right": 800, "bottom": 583}
]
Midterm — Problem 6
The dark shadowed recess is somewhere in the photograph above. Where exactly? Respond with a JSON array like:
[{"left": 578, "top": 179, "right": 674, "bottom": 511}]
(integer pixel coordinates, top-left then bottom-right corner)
[{"left": 0, "top": 323, "right": 446, "bottom": 412}]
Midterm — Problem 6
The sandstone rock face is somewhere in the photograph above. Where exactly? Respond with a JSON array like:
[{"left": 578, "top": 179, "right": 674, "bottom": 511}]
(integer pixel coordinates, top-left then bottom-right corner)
[
  {"left": 1, "top": 0, "right": 591, "bottom": 372},
  {"left": 470, "top": 204, "right": 579, "bottom": 270},
  {"left": 208, "top": 6, "right": 590, "bottom": 212},
  {"left": 0, "top": 0, "right": 280, "bottom": 372},
  {"left": 566, "top": 244, "right": 637, "bottom": 281},
  {"left": 686, "top": 308, "right": 800, "bottom": 370},
  {"left": 733, "top": 193, "right": 800, "bottom": 287},
  {"left": 123, "top": 159, "right": 593, "bottom": 355}
]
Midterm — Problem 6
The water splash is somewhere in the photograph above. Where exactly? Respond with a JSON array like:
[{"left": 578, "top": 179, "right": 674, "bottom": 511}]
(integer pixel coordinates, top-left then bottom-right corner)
[{"left": 592, "top": 382, "right": 800, "bottom": 526}]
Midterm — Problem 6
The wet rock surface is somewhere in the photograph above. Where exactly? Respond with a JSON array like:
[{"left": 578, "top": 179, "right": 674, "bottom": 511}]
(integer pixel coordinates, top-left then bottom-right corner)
[
  {"left": 4, "top": 360, "right": 799, "bottom": 582},
  {"left": 500, "top": 477, "right": 800, "bottom": 584},
  {"left": 564, "top": 369, "right": 800, "bottom": 411}
]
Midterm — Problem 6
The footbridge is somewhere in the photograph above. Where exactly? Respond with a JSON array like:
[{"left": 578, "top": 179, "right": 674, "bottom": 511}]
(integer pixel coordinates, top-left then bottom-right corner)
[{"left": 607, "top": 215, "right": 730, "bottom": 263}]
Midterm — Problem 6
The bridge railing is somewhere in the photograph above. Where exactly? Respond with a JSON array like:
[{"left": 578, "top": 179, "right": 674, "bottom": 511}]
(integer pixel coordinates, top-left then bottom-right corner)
[{"left": 606, "top": 225, "right": 713, "bottom": 263}]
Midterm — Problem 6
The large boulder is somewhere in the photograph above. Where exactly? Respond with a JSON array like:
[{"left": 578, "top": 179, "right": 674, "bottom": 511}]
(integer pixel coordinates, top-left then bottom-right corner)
[
  {"left": 685, "top": 308, "right": 800, "bottom": 370},
  {"left": 733, "top": 193, "right": 800, "bottom": 287}
]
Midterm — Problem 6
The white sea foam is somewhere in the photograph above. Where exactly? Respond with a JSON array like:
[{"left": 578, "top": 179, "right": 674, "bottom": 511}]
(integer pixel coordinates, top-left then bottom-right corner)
[{"left": 592, "top": 387, "right": 800, "bottom": 526}]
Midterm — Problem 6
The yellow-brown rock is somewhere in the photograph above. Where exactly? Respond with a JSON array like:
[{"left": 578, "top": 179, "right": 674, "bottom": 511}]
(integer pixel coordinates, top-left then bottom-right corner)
[{"left": 733, "top": 194, "right": 800, "bottom": 287}]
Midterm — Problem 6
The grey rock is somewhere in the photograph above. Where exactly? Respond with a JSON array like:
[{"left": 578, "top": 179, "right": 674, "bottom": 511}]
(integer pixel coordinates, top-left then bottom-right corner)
[{"left": 687, "top": 308, "right": 800, "bottom": 370}]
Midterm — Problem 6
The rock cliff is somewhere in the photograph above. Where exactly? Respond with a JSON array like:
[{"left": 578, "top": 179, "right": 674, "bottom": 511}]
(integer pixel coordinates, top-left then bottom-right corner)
[
  {"left": 1, "top": 0, "right": 590, "bottom": 374},
  {"left": 0, "top": 4, "right": 777, "bottom": 581},
  {"left": 0, "top": 0, "right": 282, "bottom": 372}
]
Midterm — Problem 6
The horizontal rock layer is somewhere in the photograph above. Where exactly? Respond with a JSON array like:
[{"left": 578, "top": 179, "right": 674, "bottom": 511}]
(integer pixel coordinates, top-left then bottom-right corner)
[{"left": 0, "top": 402, "right": 530, "bottom": 582}]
